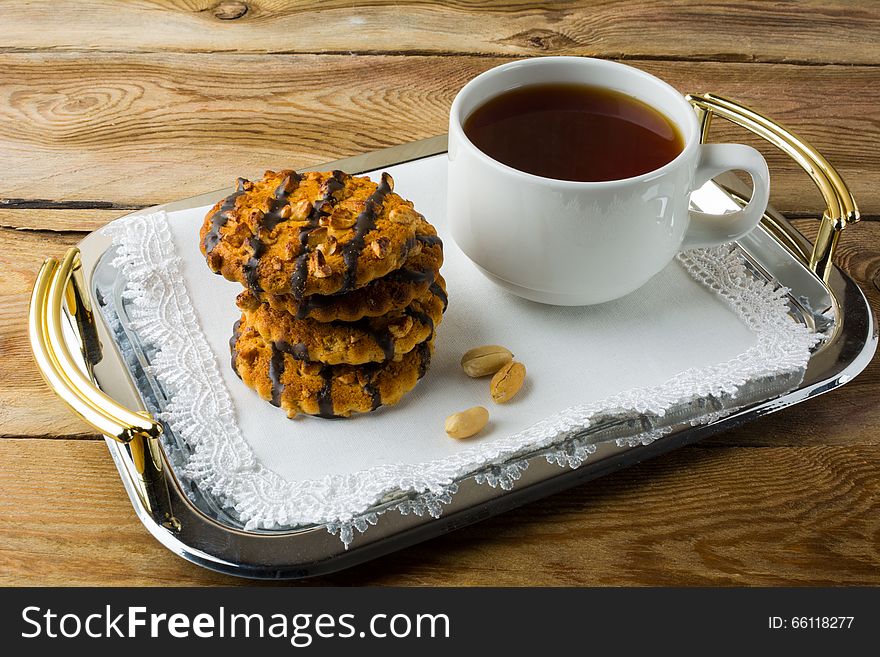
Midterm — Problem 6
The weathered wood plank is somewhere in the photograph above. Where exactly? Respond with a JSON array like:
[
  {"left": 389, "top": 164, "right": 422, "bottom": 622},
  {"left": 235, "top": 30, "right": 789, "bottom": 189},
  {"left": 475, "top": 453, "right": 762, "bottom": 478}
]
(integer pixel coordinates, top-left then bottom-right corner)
[
  {"left": 2, "top": 1, "right": 878, "bottom": 65},
  {"left": 0, "top": 208, "right": 124, "bottom": 233},
  {"left": 1, "top": 54, "right": 876, "bottom": 216},
  {"left": 1, "top": 439, "right": 877, "bottom": 585}
]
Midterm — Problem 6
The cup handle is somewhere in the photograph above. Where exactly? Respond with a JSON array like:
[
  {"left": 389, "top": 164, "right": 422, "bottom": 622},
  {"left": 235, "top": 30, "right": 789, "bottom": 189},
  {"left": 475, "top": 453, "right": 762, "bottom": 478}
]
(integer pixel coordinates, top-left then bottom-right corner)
[{"left": 682, "top": 143, "right": 770, "bottom": 249}]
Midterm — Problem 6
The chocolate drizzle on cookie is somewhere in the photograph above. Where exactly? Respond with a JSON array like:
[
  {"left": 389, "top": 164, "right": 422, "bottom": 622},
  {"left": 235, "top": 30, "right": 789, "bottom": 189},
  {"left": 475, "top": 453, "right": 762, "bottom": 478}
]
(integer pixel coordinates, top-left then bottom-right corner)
[
  {"left": 365, "top": 380, "right": 382, "bottom": 411},
  {"left": 316, "top": 367, "right": 336, "bottom": 418},
  {"left": 276, "top": 339, "right": 310, "bottom": 361},
  {"left": 269, "top": 340, "right": 309, "bottom": 406},
  {"left": 360, "top": 364, "right": 383, "bottom": 411},
  {"left": 400, "top": 283, "right": 444, "bottom": 343},
  {"left": 340, "top": 172, "right": 393, "bottom": 293},
  {"left": 292, "top": 294, "right": 324, "bottom": 320},
  {"left": 243, "top": 236, "right": 266, "bottom": 294},
  {"left": 262, "top": 173, "right": 302, "bottom": 232},
  {"left": 204, "top": 177, "right": 249, "bottom": 256},
  {"left": 313, "top": 363, "right": 384, "bottom": 418},
  {"left": 429, "top": 282, "right": 448, "bottom": 312},
  {"left": 242, "top": 172, "right": 303, "bottom": 294},
  {"left": 405, "top": 307, "right": 435, "bottom": 341},
  {"left": 389, "top": 266, "right": 435, "bottom": 286},
  {"left": 289, "top": 171, "right": 347, "bottom": 299},
  {"left": 415, "top": 234, "right": 443, "bottom": 248},
  {"left": 268, "top": 340, "right": 313, "bottom": 408},
  {"left": 229, "top": 319, "right": 242, "bottom": 379},
  {"left": 416, "top": 341, "right": 431, "bottom": 379},
  {"left": 268, "top": 343, "right": 285, "bottom": 407},
  {"left": 348, "top": 319, "right": 396, "bottom": 362}
]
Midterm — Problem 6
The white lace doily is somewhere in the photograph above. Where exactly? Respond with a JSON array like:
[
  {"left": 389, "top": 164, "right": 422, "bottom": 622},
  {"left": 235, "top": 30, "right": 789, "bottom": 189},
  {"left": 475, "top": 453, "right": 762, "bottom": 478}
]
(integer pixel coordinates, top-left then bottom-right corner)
[{"left": 103, "top": 160, "right": 819, "bottom": 547}]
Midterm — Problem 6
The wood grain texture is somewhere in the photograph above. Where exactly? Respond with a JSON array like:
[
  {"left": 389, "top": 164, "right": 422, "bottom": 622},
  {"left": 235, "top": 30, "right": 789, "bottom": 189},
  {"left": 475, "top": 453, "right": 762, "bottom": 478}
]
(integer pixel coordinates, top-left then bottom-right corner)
[
  {"left": 2, "top": 1, "right": 878, "bottom": 65},
  {"left": 1, "top": 439, "right": 877, "bottom": 586},
  {"left": 0, "top": 54, "right": 878, "bottom": 216},
  {"left": 0, "top": 208, "right": 123, "bottom": 233}
]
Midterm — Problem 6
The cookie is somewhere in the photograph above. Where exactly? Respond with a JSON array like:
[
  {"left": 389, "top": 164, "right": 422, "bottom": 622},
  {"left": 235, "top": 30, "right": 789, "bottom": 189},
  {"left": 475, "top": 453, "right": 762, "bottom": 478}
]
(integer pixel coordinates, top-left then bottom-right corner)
[
  {"left": 200, "top": 169, "right": 435, "bottom": 299},
  {"left": 260, "top": 234, "right": 444, "bottom": 322},
  {"left": 231, "top": 320, "right": 434, "bottom": 418},
  {"left": 237, "top": 275, "right": 446, "bottom": 366}
]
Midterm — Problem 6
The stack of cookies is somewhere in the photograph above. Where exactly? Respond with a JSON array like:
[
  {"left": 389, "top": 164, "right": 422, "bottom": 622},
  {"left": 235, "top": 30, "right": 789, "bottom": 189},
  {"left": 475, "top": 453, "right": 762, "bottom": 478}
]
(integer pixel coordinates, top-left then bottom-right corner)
[{"left": 199, "top": 169, "right": 446, "bottom": 418}]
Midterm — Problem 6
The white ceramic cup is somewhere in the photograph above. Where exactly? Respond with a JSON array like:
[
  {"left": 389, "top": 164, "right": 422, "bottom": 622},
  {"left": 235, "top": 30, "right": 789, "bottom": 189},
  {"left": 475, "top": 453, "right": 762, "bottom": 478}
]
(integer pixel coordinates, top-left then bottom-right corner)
[{"left": 447, "top": 57, "right": 771, "bottom": 305}]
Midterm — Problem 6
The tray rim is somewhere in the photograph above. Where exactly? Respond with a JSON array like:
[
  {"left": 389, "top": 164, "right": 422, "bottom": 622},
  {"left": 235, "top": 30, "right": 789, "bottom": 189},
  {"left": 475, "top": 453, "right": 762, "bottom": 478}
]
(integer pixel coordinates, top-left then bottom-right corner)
[{"left": 64, "top": 136, "right": 876, "bottom": 579}]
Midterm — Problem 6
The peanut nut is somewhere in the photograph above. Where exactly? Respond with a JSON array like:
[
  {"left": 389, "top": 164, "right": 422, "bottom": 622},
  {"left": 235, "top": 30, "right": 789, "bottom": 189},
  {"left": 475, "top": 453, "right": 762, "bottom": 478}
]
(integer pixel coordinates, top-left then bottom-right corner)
[
  {"left": 490, "top": 361, "right": 526, "bottom": 403},
  {"left": 307, "top": 226, "right": 328, "bottom": 248},
  {"left": 276, "top": 175, "right": 296, "bottom": 194},
  {"left": 310, "top": 250, "right": 332, "bottom": 278},
  {"left": 444, "top": 406, "right": 489, "bottom": 439},
  {"left": 291, "top": 199, "right": 313, "bottom": 221},
  {"left": 371, "top": 236, "right": 390, "bottom": 259},
  {"left": 460, "top": 345, "right": 513, "bottom": 378},
  {"left": 318, "top": 235, "right": 338, "bottom": 256},
  {"left": 329, "top": 208, "right": 357, "bottom": 230},
  {"left": 389, "top": 206, "right": 420, "bottom": 225}
]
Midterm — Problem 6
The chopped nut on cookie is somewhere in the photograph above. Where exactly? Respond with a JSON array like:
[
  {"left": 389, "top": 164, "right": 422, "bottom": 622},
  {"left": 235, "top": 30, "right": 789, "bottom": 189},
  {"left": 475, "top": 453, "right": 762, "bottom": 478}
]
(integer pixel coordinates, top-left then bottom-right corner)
[{"left": 371, "top": 237, "right": 391, "bottom": 259}]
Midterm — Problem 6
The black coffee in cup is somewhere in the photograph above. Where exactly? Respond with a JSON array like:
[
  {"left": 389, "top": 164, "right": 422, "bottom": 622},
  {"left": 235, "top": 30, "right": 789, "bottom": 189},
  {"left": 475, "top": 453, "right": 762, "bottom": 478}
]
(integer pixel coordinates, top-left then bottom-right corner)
[{"left": 463, "top": 83, "right": 684, "bottom": 182}]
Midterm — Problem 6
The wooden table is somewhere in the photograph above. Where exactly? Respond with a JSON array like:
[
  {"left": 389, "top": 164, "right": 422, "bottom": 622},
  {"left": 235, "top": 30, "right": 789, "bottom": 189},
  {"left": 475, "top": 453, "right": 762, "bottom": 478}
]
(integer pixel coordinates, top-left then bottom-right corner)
[{"left": 2, "top": 1, "right": 878, "bottom": 586}]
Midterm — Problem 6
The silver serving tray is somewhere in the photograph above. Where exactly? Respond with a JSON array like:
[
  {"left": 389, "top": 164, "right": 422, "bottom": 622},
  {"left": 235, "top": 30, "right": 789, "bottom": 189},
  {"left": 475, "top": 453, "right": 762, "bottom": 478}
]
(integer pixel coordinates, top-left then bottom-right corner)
[{"left": 31, "top": 96, "right": 875, "bottom": 579}]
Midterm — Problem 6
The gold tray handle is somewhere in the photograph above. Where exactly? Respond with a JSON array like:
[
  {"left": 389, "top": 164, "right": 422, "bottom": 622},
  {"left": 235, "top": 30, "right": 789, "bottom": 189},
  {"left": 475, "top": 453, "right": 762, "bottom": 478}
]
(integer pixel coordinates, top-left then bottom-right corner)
[
  {"left": 686, "top": 93, "right": 859, "bottom": 282},
  {"left": 29, "top": 247, "right": 162, "bottom": 444}
]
